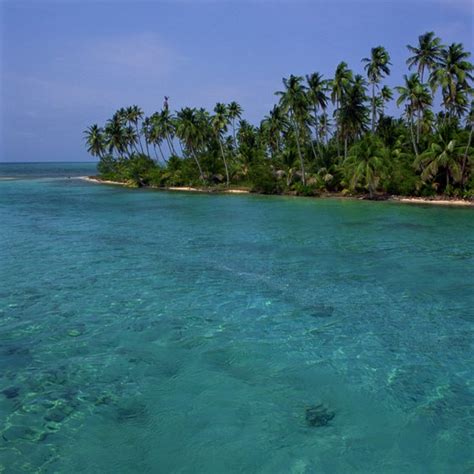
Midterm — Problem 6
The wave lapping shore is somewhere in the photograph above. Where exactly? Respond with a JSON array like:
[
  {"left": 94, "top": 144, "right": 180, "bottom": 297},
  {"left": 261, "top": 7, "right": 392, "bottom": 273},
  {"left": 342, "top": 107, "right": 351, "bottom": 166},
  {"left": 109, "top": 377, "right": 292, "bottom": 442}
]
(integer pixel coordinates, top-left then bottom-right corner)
[
  {"left": 393, "top": 197, "right": 474, "bottom": 207},
  {"left": 79, "top": 176, "right": 473, "bottom": 207}
]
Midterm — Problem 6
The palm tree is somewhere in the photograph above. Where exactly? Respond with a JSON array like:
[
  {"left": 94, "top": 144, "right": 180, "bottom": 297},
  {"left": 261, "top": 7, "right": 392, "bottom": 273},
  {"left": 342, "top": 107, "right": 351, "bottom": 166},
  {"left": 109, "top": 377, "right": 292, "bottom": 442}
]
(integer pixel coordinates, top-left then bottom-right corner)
[
  {"left": 431, "top": 43, "right": 474, "bottom": 117},
  {"left": 84, "top": 124, "right": 106, "bottom": 159},
  {"left": 276, "top": 75, "right": 309, "bottom": 184},
  {"left": 237, "top": 119, "right": 260, "bottom": 174},
  {"left": 306, "top": 72, "right": 329, "bottom": 159},
  {"left": 124, "top": 125, "right": 139, "bottom": 156},
  {"left": 212, "top": 103, "right": 231, "bottom": 186},
  {"left": 339, "top": 75, "right": 370, "bottom": 158},
  {"left": 141, "top": 117, "right": 152, "bottom": 157},
  {"left": 344, "top": 135, "right": 388, "bottom": 198},
  {"left": 195, "top": 108, "right": 213, "bottom": 154},
  {"left": 160, "top": 109, "right": 178, "bottom": 156},
  {"left": 175, "top": 107, "right": 205, "bottom": 182},
  {"left": 362, "top": 46, "right": 392, "bottom": 132},
  {"left": 407, "top": 32, "right": 443, "bottom": 82},
  {"left": 227, "top": 101, "right": 243, "bottom": 150},
  {"left": 415, "top": 136, "right": 465, "bottom": 191},
  {"left": 396, "top": 74, "right": 432, "bottom": 156},
  {"left": 149, "top": 113, "right": 166, "bottom": 163},
  {"left": 104, "top": 114, "right": 128, "bottom": 159},
  {"left": 331, "top": 62, "right": 353, "bottom": 155},
  {"left": 125, "top": 105, "right": 145, "bottom": 154},
  {"left": 317, "top": 113, "right": 331, "bottom": 145},
  {"left": 463, "top": 101, "right": 474, "bottom": 183},
  {"left": 261, "top": 105, "right": 288, "bottom": 160},
  {"left": 378, "top": 85, "right": 393, "bottom": 118}
]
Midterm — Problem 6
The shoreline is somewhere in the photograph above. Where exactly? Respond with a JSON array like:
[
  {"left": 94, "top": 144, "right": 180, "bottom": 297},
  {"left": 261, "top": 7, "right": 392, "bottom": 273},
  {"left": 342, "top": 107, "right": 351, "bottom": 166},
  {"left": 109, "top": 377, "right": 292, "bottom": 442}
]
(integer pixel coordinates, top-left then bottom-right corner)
[
  {"left": 79, "top": 177, "right": 474, "bottom": 207},
  {"left": 80, "top": 176, "right": 251, "bottom": 194},
  {"left": 392, "top": 197, "right": 474, "bottom": 207}
]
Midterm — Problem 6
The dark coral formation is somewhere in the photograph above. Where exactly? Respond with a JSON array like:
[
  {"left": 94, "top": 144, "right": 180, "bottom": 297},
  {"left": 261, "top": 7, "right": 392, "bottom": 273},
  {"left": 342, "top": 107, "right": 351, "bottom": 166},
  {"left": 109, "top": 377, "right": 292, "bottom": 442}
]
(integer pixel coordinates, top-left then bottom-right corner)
[
  {"left": 2, "top": 387, "right": 20, "bottom": 399},
  {"left": 305, "top": 404, "right": 335, "bottom": 427}
]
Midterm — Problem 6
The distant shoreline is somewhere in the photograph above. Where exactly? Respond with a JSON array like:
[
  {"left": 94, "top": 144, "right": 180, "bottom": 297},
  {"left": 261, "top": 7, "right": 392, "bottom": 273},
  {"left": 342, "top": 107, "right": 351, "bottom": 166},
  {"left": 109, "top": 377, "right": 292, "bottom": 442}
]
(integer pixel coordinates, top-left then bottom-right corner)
[{"left": 79, "top": 176, "right": 474, "bottom": 207}]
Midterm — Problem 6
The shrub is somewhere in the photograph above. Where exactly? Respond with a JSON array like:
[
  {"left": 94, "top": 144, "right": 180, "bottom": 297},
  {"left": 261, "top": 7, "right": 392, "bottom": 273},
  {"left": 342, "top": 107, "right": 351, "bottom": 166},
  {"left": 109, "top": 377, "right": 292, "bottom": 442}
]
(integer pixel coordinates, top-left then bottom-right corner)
[{"left": 248, "top": 162, "right": 282, "bottom": 194}]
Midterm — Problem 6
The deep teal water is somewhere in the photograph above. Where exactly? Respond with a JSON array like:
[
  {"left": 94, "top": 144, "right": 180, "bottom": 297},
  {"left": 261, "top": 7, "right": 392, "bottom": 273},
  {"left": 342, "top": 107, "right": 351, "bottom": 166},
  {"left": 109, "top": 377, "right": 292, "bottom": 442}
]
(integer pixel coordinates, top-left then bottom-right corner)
[{"left": 0, "top": 163, "right": 473, "bottom": 473}]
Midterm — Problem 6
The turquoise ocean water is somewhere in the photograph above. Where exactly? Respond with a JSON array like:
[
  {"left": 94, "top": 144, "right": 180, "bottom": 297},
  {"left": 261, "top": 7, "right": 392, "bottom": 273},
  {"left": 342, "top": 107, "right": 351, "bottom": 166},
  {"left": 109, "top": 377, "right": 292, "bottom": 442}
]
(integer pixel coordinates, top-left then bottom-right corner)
[{"left": 0, "top": 163, "right": 473, "bottom": 473}]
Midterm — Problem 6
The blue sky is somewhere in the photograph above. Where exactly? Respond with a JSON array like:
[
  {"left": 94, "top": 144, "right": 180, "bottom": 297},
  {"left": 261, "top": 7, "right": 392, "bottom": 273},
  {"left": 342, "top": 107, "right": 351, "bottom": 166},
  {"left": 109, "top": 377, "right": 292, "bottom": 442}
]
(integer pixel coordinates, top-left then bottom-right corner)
[{"left": 1, "top": 0, "right": 472, "bottom": 162}]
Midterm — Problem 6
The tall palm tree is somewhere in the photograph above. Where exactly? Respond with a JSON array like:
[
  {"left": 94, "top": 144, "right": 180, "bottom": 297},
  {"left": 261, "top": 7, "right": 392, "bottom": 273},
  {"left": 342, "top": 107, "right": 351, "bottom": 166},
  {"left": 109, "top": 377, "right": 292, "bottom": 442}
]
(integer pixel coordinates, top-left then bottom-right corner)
[
  {"left": 237, "top": 119, "right": 260, "bottom": 174},
  {"left": 461, "top": 101, "right": 474, "bottom": 186},
  {"left": 306, "top": 72, "right": 329, "bottom": 159},
  {"left": 141, "top": 117, "right": 152, "bottom": 157},
  {"left": 126, "top": 105, "right": 145, "bottom": 154},
  {"left": 227, "top": 101, "right": 243, "bottom": 150},
  {"left": 84, "top": 124, "right": 106, "bottom": 159},
  {"left": 339, "top": 75, "right": 370, "bottom": 158},
  {"left": 362, "top": 46, "right": 392, "bottom": 132},
  {"left": 317, "top": 113, "right": 331, "bottom": 145},
  {"left": 431, "top": 43, "right": 474, "bottom": 117},
  {"left": 175, "top": 107, "right": 205, "bottom": 182},
  {"left": 379, "top": 85, "right": 393, "bottom": 118},
  {"left": 396, "top": 74, "right": 432, "bottom": 156},
  {"left": 331, "top": 62, "right": 353, "bottom": 155},
  {"left": 212, "top": 103, "right": 231, "bottom": 186},
  {"left": 160, "top": 109, "right": 177, "bottom": 156},
  {"left": 276, "top": 75, "right": 309, "bottom": 184},
  {"left": 104, "top": 114, "right": 128, "bottom": 159},
  {"left": 149, "top": 112, "right": 166, "bottom": 162},
  {"left": 124, "top": 125, "right": 139, "bottom": 156},
  {"left": 195, "top": 108, "right": 213, "bottom": 153},
  {"left": 407, "top": 32, "right": 443, "bottom": 83},
  {"left": 261, "top": 105, "right": 289, "bottom": 160}
]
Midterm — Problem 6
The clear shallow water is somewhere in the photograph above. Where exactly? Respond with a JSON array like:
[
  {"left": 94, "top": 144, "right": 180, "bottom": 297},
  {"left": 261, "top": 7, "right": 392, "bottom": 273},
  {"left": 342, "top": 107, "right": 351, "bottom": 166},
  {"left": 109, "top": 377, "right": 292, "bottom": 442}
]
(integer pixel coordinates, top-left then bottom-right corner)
[{"left": 0, "top": 163, "right": 473, "bottom": 473}]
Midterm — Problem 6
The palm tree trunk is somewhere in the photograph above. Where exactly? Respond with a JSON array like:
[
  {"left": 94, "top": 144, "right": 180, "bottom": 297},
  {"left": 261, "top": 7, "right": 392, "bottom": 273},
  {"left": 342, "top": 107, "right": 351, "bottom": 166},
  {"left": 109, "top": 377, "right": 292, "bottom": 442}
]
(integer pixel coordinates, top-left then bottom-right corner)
[
  {"left": 344, "top": 136, "right": 348, "bottom": 160},
  {"left": 232, "top": 118, "right": 237, "bottom": 151},
  {"left": 291, "top": 113, "right": 305, "bottom": 185},
  {"left": 461, "top": 123, "right": 473, "bottom": 186},
  {"left": 312, "top": 106, "right": 320, "bottom": 143},
  {"left": 145, "top": 139, "right": 150, "bottom": 157},
  {"left": 217, "top": 136, "right": 230, "bottom": 186},
  {"left": 335, "top": 99, "right": 341, "bottom": 157},
  {"left": 191, "top": 147, "right": 205, "bottom": 183},
  {"left": 171, "top": 139, "right": 177, "bottom": 155},
  {"left": 371, "top": 82, "right": 376, "bottom": 133},
  {"left": 312, "top": 106, "right": 323, "bottom": 160},
  {"left": 131, "top": 141, "right": 140, "bottom": 155},
  {"left": 310, "top": 139, "right": 318, "bottom": 164},
  {"left": 135, "top": 124, "right": 145, "bottom": 154},
  {"left": 409, "top": 115, "right": 419, "bottom": 158},
  {"left": 417, "top": 109, "right": 421, "bottom": 144},
  {"left": 165, "top": 135, "right": 175, "bottom": 156},
  {"left": 152, "top": 144, "right": 159, "bottom": 162},
  {"left": 368, "top": 182, "right": 374, "bottom": 199}
]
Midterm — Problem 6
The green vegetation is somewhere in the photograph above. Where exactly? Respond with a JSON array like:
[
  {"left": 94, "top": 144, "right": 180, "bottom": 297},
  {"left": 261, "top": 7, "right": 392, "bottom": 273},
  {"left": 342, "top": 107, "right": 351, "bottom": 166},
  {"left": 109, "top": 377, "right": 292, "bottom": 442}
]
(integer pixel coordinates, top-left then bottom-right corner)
[{"left": 84, "top": 33, "right": 474, "bottom": 199}]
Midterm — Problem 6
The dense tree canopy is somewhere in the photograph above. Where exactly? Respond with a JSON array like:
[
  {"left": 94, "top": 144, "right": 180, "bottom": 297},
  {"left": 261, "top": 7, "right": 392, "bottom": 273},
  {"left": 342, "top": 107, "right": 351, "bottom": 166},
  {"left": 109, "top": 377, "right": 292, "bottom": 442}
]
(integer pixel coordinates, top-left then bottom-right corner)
[{"left": 85, "top": 33, "right": 474, "bottom": 198}]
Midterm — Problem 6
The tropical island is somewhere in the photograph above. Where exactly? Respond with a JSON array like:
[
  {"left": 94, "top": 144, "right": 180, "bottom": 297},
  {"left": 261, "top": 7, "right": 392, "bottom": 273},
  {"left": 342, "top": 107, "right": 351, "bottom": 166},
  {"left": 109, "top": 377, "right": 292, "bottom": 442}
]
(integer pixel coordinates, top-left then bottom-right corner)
[{"left": 84, "top": 32, "right": 474, "bottom": 202}]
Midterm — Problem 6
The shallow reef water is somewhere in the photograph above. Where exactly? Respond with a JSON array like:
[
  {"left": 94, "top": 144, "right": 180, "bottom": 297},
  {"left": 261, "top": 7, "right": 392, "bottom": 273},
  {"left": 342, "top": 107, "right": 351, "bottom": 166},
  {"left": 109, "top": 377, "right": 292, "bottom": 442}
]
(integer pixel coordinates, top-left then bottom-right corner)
[{"left": 0, "top": 163, "right": 473, "bottom": 473}]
